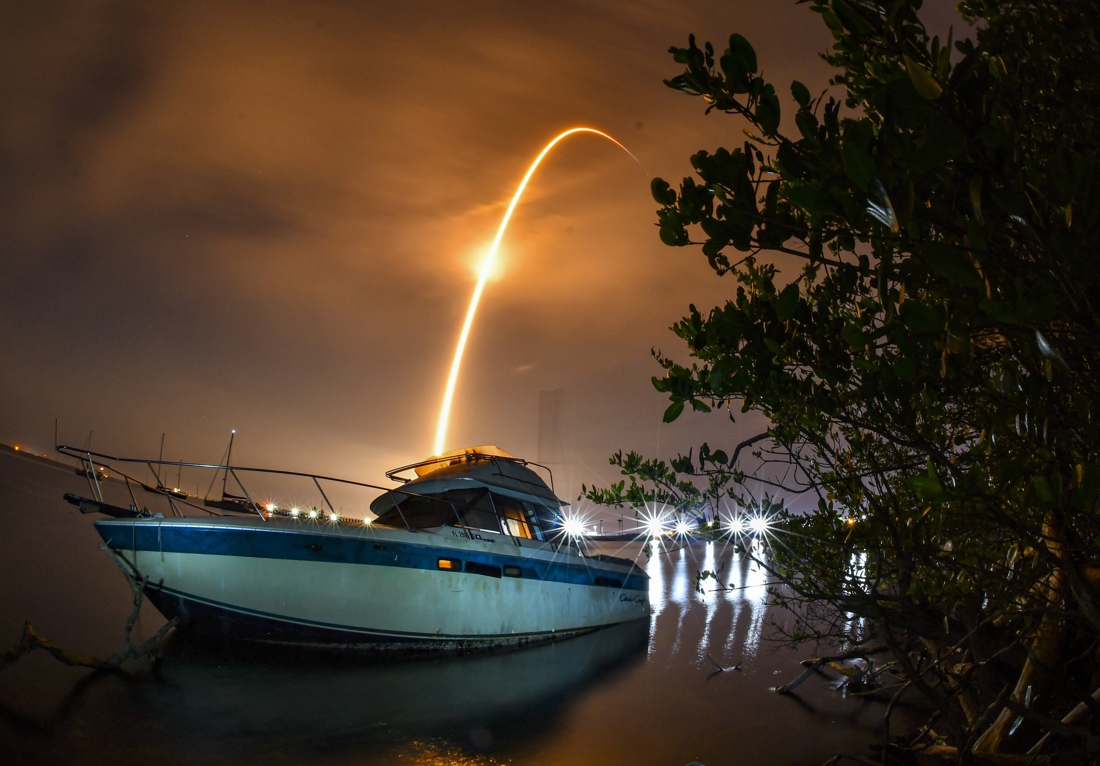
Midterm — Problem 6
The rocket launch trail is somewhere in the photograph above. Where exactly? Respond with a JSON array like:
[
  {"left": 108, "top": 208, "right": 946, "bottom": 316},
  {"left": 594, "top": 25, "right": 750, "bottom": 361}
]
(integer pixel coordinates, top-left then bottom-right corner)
[{"left": 434, "top": 127, "right": 637, "bottom": 456}]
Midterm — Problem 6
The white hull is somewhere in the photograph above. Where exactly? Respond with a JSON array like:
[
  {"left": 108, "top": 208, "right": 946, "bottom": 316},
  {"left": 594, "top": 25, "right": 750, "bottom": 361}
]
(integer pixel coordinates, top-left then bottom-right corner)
[{"left": 97, "top": 517, "right": 649, "bottom": 646}]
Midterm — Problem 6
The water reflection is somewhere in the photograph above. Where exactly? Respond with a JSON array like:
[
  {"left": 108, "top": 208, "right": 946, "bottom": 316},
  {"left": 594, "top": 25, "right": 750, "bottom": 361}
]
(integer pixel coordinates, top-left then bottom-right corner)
[
  {"left": 741, "top": 543, "right": 770, "bottom": 660},
  {"left": 629, "top": 539, "right": 772, "bottom": 665},
  {"left": 645, "top": 542, "right": 665, "bottom": 657},
  {"left": 694, "top": 541, "right": 718, "bottom": 663},
  {"left": 138, "top": 619, "right": 648, "bottom": 761},
  {"left": 668, "top": 546, "right": 690, "bottom": 656}
]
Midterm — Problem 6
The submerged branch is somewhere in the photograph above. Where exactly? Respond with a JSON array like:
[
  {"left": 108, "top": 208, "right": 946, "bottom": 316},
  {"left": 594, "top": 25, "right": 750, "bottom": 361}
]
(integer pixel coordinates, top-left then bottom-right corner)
[
  {"left": 774, "top": 643, "right": 889, "bottom": 694},
  {"left": 0, "top": 545, "right": 177, "bottom": 675}
]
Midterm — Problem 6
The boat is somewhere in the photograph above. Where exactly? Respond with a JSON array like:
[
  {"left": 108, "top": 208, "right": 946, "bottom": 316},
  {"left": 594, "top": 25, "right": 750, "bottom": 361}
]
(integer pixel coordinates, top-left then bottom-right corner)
[{"left": 62, "top": 444, "right": 649, "bottom": 649}]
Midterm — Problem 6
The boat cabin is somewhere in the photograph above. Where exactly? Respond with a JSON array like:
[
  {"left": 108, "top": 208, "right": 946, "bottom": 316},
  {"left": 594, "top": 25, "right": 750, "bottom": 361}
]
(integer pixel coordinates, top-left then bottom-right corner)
[{"left": 370, "top": 446, "right": 563, "bottom": 541}]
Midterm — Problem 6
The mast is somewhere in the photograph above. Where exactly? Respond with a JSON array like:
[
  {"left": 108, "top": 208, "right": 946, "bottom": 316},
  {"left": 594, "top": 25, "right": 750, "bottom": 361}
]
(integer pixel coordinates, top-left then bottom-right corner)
[
  {"left": 222, "top": 429, "right": 236, "bottom": 498},
  {"left": 157, "top": 433, "right": 165, "bottom": 487}
]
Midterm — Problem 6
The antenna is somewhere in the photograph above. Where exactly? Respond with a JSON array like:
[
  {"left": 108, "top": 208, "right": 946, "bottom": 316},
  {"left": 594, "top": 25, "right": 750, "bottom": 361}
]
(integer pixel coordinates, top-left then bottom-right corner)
[{"left": 222, "top": 429, "right": 236, "bottom": 497}]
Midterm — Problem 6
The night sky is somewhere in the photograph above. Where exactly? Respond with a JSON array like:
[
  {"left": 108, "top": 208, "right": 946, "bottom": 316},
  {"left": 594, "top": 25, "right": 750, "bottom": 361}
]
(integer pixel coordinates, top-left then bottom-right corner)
[{"left": 0, "top": 0, "right": 962, "bottom": 508}]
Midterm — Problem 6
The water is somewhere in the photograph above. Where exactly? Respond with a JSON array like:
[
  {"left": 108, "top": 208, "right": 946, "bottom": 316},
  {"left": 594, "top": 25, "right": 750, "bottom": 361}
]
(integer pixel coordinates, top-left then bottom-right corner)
[{"left": 0, "top": 450, "right": 904, "bottom": 765}]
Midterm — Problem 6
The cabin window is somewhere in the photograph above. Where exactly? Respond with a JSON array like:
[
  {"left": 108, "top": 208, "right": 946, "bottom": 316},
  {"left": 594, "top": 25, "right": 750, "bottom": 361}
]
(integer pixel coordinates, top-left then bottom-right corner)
[
  {"left": 437, "top": 557, "right": 461, "bottom": 571},
  {"left": 594, "top": 576, "right": 623, "bottom": 588},
  {"left": 487, "top": 494, "right": 555, "bottom": 541},
  {"left": 373, "top": 488, "right": 501, "bottom": 534},
  {"left": 465, "top": 560, "right": 502, "bottom": 578},
  {"left": 491, "top": 494, "right": 533, "bottom": 539},
  {"left": 503, "top": 565, "right": 523, "bottom": 578},
  {"left": 523, "top": 502, "right": 558, "bottom": 542}
]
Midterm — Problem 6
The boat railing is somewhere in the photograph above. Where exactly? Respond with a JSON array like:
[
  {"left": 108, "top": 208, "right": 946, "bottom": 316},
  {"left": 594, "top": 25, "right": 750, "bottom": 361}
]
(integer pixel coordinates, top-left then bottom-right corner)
[{"left": 54, "top": 444, "right": 573, "bottom": 551}]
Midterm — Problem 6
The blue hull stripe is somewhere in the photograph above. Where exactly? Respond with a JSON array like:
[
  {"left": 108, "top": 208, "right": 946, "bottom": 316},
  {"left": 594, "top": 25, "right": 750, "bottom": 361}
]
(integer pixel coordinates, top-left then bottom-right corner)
[
  {"left": 145, "top": 582, "right": 606, "bottom": 643},
  {"left": 95, "top": 521, "right": 649, "bottom": 592}
]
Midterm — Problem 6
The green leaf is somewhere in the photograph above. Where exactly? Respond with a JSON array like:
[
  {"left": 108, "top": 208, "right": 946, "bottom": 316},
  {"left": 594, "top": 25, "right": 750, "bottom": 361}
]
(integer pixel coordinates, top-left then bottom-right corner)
[
  {"left": 841, "top": 140, "right": 876, "bottom": 191},
  {"left": 900, "top": 301, "right": 942, "bottom": 333},
  {"left": 659, "top": 225, "right": 684, "bottom": 246},
  {"left": 650, "top": 177, "right": 677, "bottom": 206},
  {"left": 787, "top": 184, "right": 836, "bottom": 216},
  {"left": 776, "top": 282, "right": 800, "bottom": 321},
  {"left": 1030, "top": 476, "right": 1055, "bottom": 507},
  {"left": 910, "top": 461, "right": 945, "bottom": 500},
  {"left": 663, "top": 401, "right": 685, "bottom": 423},
  {"left": 904, "top": 55, "right": 943, "bottom": 100},
  {"left": 895, "top": 357, "right": 916, "bottom": 380},
  {"left": 913, "top": 115, "right": 965, "bottom": 171},
  {"left": 727, "top": 33, "right": 757, "bottom": 74},
  {"left": 979, "top": 300, "right": 1019, "bottom": 324},
  {"left": 791, "top": 80, "right": 811, "bottom": 108},
  {"left": 1073, "top": 464, "right": 1100, "bottom": 509},
  {"left": 921, "top": 242, "right": 983, "bottom": 288},
  {"left": 841, "top": 323, "right": 866, "bottom": 348},
  {"left": 832, "top": 0, "right": 874, "bottom": 35},
  {"left": 756, "top": 89, "right": 781, "bottom": 136}
]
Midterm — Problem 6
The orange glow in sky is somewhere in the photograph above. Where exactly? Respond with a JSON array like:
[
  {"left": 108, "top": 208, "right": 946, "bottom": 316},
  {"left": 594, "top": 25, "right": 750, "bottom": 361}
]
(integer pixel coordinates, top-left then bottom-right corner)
[{"left": 433, "top": 127, "right": 636, "bottom": 456}]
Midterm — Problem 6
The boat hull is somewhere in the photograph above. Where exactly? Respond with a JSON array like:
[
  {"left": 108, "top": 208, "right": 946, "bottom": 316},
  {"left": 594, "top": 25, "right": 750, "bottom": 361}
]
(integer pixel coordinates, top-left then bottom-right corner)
[{"left": 95, "top": 517, "right": 649, "bottom": 647}]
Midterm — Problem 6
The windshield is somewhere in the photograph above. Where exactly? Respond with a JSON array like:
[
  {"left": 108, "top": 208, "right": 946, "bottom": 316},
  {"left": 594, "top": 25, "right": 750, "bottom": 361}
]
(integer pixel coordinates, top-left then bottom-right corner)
[{"left": 373, "top": 488, "right": 558, "bottom": 540}]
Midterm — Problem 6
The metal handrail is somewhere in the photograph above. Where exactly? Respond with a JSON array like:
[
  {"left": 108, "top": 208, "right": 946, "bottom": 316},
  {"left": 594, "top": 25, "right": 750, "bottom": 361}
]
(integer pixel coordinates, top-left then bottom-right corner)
[{"left": 54, "top": 444, "right": 570, "bottom": 547}]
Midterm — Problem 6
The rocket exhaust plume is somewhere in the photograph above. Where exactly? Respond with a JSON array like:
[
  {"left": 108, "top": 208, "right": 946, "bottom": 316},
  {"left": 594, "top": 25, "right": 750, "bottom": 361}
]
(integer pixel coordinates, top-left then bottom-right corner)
[{"left": 434, "top": 127, "right": 637, "bottom": 456}]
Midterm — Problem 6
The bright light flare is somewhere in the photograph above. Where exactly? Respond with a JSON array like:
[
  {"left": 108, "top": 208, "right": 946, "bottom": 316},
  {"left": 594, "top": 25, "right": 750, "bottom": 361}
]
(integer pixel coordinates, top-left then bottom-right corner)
[
  {"left": 308, "top": 509, "right": 318, "bottom": 519},
  {"left": 433, "top": 127, "right": 638, "bottom": 455},
  {"left": 561, "top": 515, "right": 588, "bottom": 538},
  {"left": 749, "top": 515, "right": 770, "bottom": 535},
  {"left": 726, "top": 515, "right": 746, "bottom": 535},
  {"left": 640, "top": 511, "right": 669, "bottom": 538},
  {"left": 290, "top": 507, "right": 300, "bottom": 518},
  {"left": 674, "top": 519, "right": 692, "bottom": 536}
]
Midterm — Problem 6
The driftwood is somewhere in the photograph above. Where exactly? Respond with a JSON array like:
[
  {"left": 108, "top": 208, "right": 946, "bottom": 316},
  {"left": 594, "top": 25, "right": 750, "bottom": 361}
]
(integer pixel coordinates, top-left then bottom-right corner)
[
  {"left": 774, "top": 643, "right": 889, "bottom": 694},
  {"left": 705, "top": 653, "right": 741, "bottom": 672},
  {"left": 1, "top": 544, "right": 177, "bottom": 674}
]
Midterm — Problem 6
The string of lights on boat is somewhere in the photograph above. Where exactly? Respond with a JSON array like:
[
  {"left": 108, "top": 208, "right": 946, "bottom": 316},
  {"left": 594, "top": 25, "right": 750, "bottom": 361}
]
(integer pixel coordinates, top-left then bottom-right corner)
[{"left": 55, "top": 444, "right": 784, "bottom": 548}]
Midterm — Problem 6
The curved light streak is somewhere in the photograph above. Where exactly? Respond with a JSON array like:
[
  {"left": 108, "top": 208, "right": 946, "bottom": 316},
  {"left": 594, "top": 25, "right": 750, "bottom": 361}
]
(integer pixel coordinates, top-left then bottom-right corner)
[{"left": 433, "top": 127, "right": 637, "bottom": 456}]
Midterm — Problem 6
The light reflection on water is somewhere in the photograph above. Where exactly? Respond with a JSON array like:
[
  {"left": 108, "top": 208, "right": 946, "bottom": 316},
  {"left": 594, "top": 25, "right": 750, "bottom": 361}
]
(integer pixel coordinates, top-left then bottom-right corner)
[
  {"left": 629, "top": 537, "right": 771, "bottom": 665},
  {"left": 0, "top": 454, "right": 903, "bottom": 766},
  {"left": 694, "top": 541, "right": 718, "bottom": 663}
]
